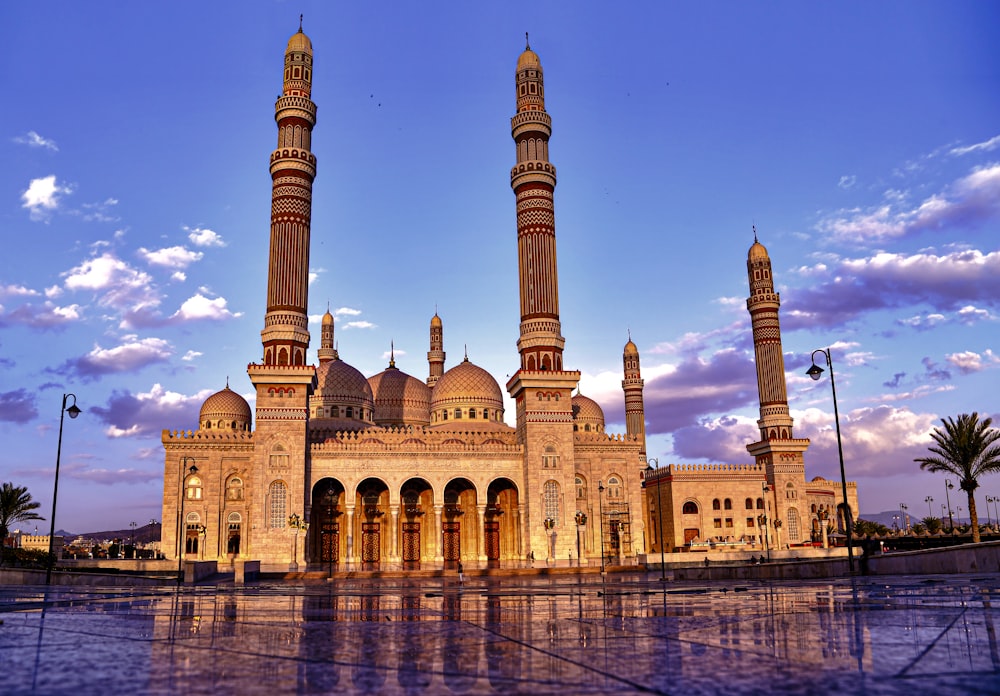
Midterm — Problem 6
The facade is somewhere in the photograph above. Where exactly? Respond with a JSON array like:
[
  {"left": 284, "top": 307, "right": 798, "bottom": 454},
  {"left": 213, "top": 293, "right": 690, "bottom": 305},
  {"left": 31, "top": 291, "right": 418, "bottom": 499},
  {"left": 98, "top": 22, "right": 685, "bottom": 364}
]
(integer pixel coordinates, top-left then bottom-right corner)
[
  {"left": 161, "top": 29, "right": 645, "bottom": 570},
  {"left": 644, "top": 234, "right": 860, "bottom": 554},
  {"left": 160, "top": 28, "right": 858, "bottom": 570}
]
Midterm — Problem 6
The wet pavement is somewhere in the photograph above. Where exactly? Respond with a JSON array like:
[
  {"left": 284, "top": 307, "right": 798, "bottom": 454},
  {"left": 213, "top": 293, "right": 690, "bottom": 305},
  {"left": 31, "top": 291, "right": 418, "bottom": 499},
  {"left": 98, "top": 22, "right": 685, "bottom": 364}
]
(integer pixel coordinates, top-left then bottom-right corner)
[{"left": 3, "top": 572, "right": 1000, "bottom": 694}]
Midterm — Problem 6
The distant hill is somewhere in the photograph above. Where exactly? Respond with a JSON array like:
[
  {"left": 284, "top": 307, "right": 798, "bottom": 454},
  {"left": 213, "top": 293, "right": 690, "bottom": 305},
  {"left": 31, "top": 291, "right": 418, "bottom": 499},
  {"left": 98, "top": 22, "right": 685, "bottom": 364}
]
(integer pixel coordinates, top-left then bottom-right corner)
[{"left": 65, "top": 523, "right": 161, "bottom": 545}]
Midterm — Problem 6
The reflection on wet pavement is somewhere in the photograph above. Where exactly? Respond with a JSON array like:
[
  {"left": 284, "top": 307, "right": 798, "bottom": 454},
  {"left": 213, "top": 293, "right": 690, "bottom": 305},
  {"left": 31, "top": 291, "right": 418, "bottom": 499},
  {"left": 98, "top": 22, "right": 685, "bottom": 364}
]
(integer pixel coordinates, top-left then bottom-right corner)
[{"left": 3, "top": 574, "right": 1000, "bottom": 694}]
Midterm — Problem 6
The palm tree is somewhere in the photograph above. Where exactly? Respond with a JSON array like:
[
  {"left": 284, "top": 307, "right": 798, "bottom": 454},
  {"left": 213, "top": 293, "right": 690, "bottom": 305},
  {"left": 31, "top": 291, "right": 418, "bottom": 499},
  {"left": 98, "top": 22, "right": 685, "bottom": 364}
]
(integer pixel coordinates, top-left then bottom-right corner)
[
  {"left": 0, "top": 482, "right": 45, "bottom": 561},
  {"left": 916, "top": 413, "right": 1000, "bottom": 543}
]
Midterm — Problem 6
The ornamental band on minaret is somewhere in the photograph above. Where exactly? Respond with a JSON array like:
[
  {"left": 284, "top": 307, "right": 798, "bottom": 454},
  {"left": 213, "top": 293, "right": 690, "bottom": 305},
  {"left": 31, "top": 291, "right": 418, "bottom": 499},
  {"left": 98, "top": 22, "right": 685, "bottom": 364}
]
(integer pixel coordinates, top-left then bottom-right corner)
[{"left": 261, "top": 22, "right": 317, "bottom": 367}]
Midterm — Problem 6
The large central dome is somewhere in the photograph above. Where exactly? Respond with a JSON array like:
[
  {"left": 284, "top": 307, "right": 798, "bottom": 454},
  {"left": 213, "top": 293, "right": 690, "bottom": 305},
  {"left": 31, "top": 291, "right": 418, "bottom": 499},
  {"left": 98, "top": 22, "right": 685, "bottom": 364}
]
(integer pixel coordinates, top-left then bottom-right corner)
[
  {"left": 368, "top": 365, "right": 431, "bottom": 427},
  {"left": 430, "top": 358, "right": 507, "bottom": 430},
  {"left": 312, "top": 358, "right": 374, "bottom": 426}
]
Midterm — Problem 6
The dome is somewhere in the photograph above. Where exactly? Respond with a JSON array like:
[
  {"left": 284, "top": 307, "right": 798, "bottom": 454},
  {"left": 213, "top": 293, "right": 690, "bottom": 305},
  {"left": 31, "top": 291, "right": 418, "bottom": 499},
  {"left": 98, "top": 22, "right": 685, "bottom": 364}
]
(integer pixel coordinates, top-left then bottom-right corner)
[
  {"left": 572, "top": 394, "right": 605, "bottom": 432},
  {"left": 624, "top": 339, "right": 638, "bottom": 355},
  {"left": 314, "top": 359, "right": 374, "bottom": 410},
  {"left": 368, "top": 366, "right": 431, "bottom": 427},
  {"left": 748, "top": 240, "right": 769, "bottom": 261},
  {"left": 199, "top": 386, "right": 252, "bottom": 432},
  {"left": 322, "top": 310, "right": 333, "bottom": 326},
  {"left": 287, "top": 28, "right": 312, "bottom": 54},
  {"left": 430, "top": 313, "right": 442, "bottom": 328},
  {"left": 517, "top": 48, "right": 541, "bottom": 71},
  {"left": 429, "top": 358, "right": 507, "bottom": 430}
]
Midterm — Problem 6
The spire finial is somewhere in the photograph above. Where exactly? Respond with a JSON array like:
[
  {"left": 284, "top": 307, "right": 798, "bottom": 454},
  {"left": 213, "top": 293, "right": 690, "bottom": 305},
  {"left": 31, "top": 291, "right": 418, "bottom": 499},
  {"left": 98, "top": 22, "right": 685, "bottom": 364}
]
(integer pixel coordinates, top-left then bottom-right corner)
[
  {"left": 226, "top": 376, "right": 230, "bottom": 389},
  {"left": 525, "top": 32, "right": 530, "bottom": 50},
  {"left": 464, "top": 344, "right": 469, "bottom": 362},
  {"left": 389, "top": 340, "right": 396, "bottom": 368},
  {"left": 299, "top": 14, "right": 304, "bottom": 32},
  {"left": 628, "top": 327, "right": 632, "bottom": 342},
  {"left": 753, "top": 223, "right": 758, "bottom": 243}
]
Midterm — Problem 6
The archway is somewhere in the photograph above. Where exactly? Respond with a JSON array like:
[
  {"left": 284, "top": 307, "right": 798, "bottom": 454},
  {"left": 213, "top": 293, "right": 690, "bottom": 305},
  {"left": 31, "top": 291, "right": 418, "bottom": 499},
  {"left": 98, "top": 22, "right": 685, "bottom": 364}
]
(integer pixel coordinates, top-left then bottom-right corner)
[
  {"left": 399, "top": 477, "right": 433, "bottom": 570},
  {"left": 442, "top": 478, "right": 477, "bottom": 569},
  {"left": 311, "top": 478, "right": 346, "bottom": 569},
  {"left": 356, "top": 478, "right": 389, "bottom": 570},
  {"left": 486, "top": 478, "right": 519, "bottom": 567}
]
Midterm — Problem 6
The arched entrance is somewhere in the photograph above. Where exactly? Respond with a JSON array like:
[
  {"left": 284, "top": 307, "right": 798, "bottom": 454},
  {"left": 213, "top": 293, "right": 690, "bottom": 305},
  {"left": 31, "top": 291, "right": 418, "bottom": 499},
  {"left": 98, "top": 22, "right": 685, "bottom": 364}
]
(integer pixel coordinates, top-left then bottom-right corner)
[
  {"left": 486, "top": 478, "right": 519, "bottom": 568},
  {"left": 442, "top": 478, "right": 477, "bottom": 569},
  {"left": 399, "top": 478, "right": 433, "bottom": 570},
  {"left": 311, "top": 478, "right": 345, "bottom": 569},
  {"left": 356, "top": 478, "right": 389, "bottom": 570}
]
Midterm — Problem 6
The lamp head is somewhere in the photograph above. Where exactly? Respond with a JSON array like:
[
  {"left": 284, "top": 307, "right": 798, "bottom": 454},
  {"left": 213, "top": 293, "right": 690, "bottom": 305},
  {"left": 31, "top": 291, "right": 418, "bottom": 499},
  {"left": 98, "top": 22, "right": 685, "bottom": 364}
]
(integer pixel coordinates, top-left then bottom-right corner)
[
  {"left": 67, "top": 403, "right": 82, "bottom": 419},
  {"left": 188, "top": 464, "right": 199, "bottom": 475},
  {"left": 806, "top": 363, "right": 824, "bottom": 381}
]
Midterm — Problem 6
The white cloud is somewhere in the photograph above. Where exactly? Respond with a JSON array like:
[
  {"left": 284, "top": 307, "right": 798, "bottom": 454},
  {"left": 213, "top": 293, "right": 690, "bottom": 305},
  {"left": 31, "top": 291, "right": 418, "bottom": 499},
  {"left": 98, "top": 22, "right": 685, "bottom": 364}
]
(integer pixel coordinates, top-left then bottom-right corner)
[
  {"left": 137, "top": 245, "right": 203, "bottom": 269},
  {"left": 181, "top": 350, "right": 203, "bottom": 362},
  {"left": 342, "top": 320, "right": 375, "bottom": 329},
  {"left": 21, "top": 175, "right": 72, "bottom": 221},
  {"left": 335, "top": 307, "right": 362, "bottom": 316},
  {"left": 73, "top": 336, "right": 173, "bottom": 377},
  {"left": 956, "top": 305, "right": 994, "bottom": 324},
  {"left": 897, "top": 313, "right": 946, "bottom": 330},
  {"left": 44, "top": 285, "right": 63, "bottom": 299},
  {"left": 170, "top": 271, "right": 186, "bottom": 282},
  {"left": 0, "top": 284, "right": 39, "bottom": 298},
  {"left": 93, "top": 383, "right": 212, "bottom": 439},
  {"left": 63, "top": 253, "right": 160, "bottom": 315},
  {"left": 837, "top": 175, "right": 856, "bottom": 189},
  {"left": 13, "top": 131, "right": 58, "bottom": 151},
  {"left": 309, "top": 267, "right": 325, "bottom": 285},
  {"left": 945, "top": 349, "right": 1000, "bottom": 375},
  {"left": 949, "top": 135, "right": 1000, "bottom": 157},
  {"left": 171, "top": 293, "right": 242, "bottom": 321},
  {"left": 0, "top": 301, "right": 82, "bottom": 328},
  {"left": 186, "top": 227, "right": 226, "bottom": 247}
]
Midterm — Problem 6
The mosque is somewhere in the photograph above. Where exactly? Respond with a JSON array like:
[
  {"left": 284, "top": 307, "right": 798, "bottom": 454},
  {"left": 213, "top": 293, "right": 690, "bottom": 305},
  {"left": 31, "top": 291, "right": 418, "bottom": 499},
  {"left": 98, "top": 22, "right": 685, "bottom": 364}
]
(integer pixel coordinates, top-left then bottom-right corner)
[{"left": 161, "top": 25, "right": 857, "bottom": 571}]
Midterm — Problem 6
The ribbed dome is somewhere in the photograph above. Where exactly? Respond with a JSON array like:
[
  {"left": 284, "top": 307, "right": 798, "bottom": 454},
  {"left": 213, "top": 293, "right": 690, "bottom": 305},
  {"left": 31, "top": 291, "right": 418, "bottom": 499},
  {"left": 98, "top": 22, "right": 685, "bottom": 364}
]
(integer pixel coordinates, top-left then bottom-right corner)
[
  {"left": 368, "top": 366, "right": 431, "bottom": 427},
  {"left": 572, "top": 394, "right": 605, "bottom": 432},
  {"left": 287, "top": 28, "right": 312, "bottom": 54},
  {"left": 315, "top": 359, "right": 373, "bottom": 406},
  {"left": 199, "top": 386, "right": 252, "bottom": 432},
  {"left": 432, "top": 359, "right": 504, "bottom": 409},
  {"left": 517, "top": 48, "right": 541, "bottom": 71},
  {"left": 748, "top": 240, "right": 769, "bottom": 260}
]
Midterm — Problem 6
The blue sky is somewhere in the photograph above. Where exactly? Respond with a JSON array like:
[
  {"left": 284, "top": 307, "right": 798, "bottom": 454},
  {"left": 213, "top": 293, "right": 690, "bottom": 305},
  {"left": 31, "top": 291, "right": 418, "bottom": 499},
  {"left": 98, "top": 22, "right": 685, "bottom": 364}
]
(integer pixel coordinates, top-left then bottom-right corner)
[{"left": 1, "top": 1, "right": 998, "bottom": 533}]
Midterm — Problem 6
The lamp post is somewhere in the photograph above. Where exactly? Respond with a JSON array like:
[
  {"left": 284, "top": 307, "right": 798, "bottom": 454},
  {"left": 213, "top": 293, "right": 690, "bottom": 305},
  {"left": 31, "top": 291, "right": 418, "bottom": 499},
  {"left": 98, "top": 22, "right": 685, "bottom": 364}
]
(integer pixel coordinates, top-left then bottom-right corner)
[
  {"left": 46, "top": 393, "right": 82, "bottom": 585},
  {"left": 985, "top": 496, "right": 994, "bottom": 528},
  {"left": 807, "top": 348, "right": 855, "bottom": 572},
  {"left": 758, "top": 513, "right": 770, "bottom": 561},
  {"left": 644, "top": 458, "right": 667, "bottom": 582},
  {"left": 574, "top": 511, "right": 587, "bottom": 567},
  {"left": 944, "top": 480, "right": 955, "bottom": 531},
  {"left": 924, "top": 496, "right": 934, "bottom": 520},
  {"left": 957, "top": 507, "right": 964, "bottom": 528},
  {"left": 148, "top": 519, "right": 158, "bottom": 559},
  {"left": 288, "top": 513, "right": 307, "bottom": 571},
  {"left": 177, "top": 458, "right": 198, "bottom": 585},
  {"left": 899, "top": 503, "right": 908, "bottom": 534},
  {"left": 988, "top": 496, "right": 1000, "bottom": 531},
  {"left": 598, "top": 481, "right": 605, "bottom": 575},
  {"left": 129, "top": 521, "right": 137, "bottom": 556}
]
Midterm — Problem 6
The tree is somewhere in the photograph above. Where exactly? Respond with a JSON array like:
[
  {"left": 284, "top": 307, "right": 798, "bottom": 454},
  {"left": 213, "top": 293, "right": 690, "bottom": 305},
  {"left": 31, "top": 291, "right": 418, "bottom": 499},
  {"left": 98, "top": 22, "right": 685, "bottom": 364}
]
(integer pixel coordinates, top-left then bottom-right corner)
[
  {"left": 921, "top": 516, "right": 943, "bottom": 534},
  {"left": 854, "top": 518, "right": 889, "bottom": 537},
  {"left": 0, "top": 483, "right": 45, "bottom": 561},
  {"left": 916, "top": 413, "right": 1000, "bottom": 544}
]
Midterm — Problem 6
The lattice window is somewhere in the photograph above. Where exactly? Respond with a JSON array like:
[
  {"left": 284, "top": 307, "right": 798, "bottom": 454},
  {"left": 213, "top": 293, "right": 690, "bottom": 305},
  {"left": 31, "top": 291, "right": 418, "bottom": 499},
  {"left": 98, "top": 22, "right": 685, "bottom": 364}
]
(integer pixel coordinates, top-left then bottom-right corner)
[
  {"left": 788, "top": 508, "right": 800, "bottom": 542},
  {"left": 269, "top": 481, "right": 287, "bottom": 528},
  {"left": 543, "top": 481, "right": 559, "bottom": 523}
]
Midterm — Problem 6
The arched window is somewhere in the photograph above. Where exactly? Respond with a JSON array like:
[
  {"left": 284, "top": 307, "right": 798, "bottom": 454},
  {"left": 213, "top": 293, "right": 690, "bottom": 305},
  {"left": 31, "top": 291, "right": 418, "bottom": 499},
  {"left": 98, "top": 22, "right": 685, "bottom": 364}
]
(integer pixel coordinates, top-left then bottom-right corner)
[
  {"left": 576, "top": 475, "right": 586, "bottom": 499},
  {"left": 543, "top": 480, "right": 559, "bottom": 523},
  {"left": 786, "top": 482, "right": 797, "bottom": 500},
  {"left": 227, "top": 512, "right": 242, "bottom": 555},
  {"left": 185, "top": 512, "right": 201, "bottom": 555},
  {"left": 787, "top": 508, "right": 801, "bottom": 542},
  {"left": 469, "top": 408, "right": 477, "bottom": 419},
  {"left": 186, "top": 476, "right": 202, "bottom": 500},
  {"left": 745, "top": 498, "right": 754, "bottom": 510},
  {"left": 269, "top": 481, "right": 287, "bottom": 528},
  {"left": 454, "top": 408, "right": 462, "bottom": 419},
  {"left": 712, "top": 498, "right": 721, "bottom": 511},
  {"left": 346, "top": 407, "right": 354, "bottom": 418},
  {"left": 724, "top": 498, "right": 733, "bottom": 510},
  {"left": 332, "top": 406, "right": 340, "bottom": 418},
  {"left": 542, "top": 445, "right": 558, "bottom": 469},
  {"left": 682, "top": 501, "right": 698, "bottom": 515},
  {"left": 756, "top": 498, "right": 764, "bottom": 509},
  {"left": 607, "top": 476, "right": 622, "bottom": 499},
  {"left": 227, "top": 477, "right": 243, "bottom": 501}
]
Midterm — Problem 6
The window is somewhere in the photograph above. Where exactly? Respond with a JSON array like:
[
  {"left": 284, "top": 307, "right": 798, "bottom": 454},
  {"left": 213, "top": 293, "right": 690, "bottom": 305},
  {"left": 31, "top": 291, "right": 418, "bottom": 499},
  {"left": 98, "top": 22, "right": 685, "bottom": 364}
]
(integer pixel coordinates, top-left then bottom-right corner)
[
  {"left": 186, "top": 476, "right": 202, "bottom": 500},
  {"left": 756, "top": 498, "right": 764, "bottom": 509},
  {"left": 469, "top": 408, "right": 477, "bottom": 419},
  {"left": 712, "top": 499, "right": 721, "bottom": 511},
  {"left": 682, "top": 501, "right": 698, "bottom": 515},
  {"left": 725, "top": 518, "right": 734, "bottom": 528},
  {"left": 543, "top": 480, "right": 559, "bottom": 523},
  {"left": 724, "top": 498, "right": 733, "bottom": 510},
  {"left": 713, "top": 518, "right": 722, "bottom": 529},
  {"left": 607, "top": 476, "right": 622, "bottom": 499},
  {"left": 788, "top": 509, "right": 800, "bottom": 542},
  {"left": 227, "top": 512, "right": 242, "bottom": 555},
  {"left": 455, "top": 408, "right": 462, "bottom": 419},
  {"left": 576, "top": 476, "right": 586, "bottom": 499},
  {"left": 745, "top": 498, "right": 754, "bottom": 510},
  {"left": 542, "top": 445, "right": 558, "bottom": 469},
  {"left": 747, "top": 517, "right": 755, "bottom": 528},
  {"left": 226, "top": 477, "right": 243, "bottom": 501},
  {"left": 269, "top": 481, "right": 287, "bottom": 528},
  {"left": 346, "top": 407, "right": 354, "bottom": 418},
  {"left": 332, "top": 406, "right": 340, "bottom": 418}
]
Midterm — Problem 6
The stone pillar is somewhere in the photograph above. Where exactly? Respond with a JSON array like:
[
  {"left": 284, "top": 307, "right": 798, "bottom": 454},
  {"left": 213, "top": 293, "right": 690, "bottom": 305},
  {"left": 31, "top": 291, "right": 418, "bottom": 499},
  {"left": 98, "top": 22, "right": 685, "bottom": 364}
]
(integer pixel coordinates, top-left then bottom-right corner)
[
  {"left": 433, "top": 505, "right": 444, "bottom": 563},
  {"left": 389, "top": 504, "right": 400, "bottom": 565},
  {"left": 477, "top": 504, "right": 487, "bottom": 564},
  {"left": 345, "top": 505, "right": 355, "bottom": 569}
]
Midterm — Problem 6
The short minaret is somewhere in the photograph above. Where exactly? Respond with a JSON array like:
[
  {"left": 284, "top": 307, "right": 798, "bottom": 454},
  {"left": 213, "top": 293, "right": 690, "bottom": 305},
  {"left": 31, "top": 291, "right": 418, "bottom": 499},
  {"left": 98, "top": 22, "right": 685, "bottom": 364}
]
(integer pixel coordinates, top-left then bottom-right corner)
[
  {"left": 260, "top": 19, "right": 317, "bottom": 368},
  {"left": 622, "top": 335, "right": 646, "bottom": 457},
  {"left": 427, "top": 312, "right": 445, "bottom": 387},
  {"left": 504, "top": 36, "right": 579, "bottom": 564},
  {"left": 318, "top": 308, "right": 337, "bottom": 363},
  {"left": 745, "top": 231, "right": 809, "bottom": 515}
]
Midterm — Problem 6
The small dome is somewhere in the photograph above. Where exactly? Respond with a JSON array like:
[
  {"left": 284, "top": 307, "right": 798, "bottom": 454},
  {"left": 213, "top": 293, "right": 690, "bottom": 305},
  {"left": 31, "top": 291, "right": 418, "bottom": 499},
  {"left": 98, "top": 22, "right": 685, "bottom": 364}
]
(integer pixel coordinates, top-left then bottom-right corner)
[
  {"left": 517, "top": 48, "right": 541, "bottom": 71},
  {"left": 430, "top": 313, "right": 442, "bottom": 328},
  {"left": 430, "top": 358, "right": 509, "bottom": 431},
  {"left": 322, "top": 310, "right": 333, "bottom": 325},
  {"left": 200, "top": 386, "right": 252, "bottom": 432},
  {"left": 287, "top": 28, "right": 312, "bottom": 54},
  {"left": 315, "top": 359, "right": 373, "bottom": 406},
  {"left": 368, "top": 366, "right": 431, "bottom": 427},
  {"left": 749, "top": 240, "right": 769, "bottom": 260},
  {"left": 572, "top": 394, "right": 605, "bottom": 432},
  {"left": 624, "top": 339, "right": 638, "bottom": 355}
]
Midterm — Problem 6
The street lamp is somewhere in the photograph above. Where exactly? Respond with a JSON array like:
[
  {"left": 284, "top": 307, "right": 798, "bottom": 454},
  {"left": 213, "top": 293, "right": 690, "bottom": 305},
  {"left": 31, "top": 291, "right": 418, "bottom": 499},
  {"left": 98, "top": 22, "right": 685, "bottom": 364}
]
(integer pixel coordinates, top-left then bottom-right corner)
[
  {"left": 924, "top": 496, "right": 934, "bottom": 520},
  {"left": 644, "top": 458, "right": 666, "bottom": 582},
  {"left": 46, "top": 393, "right": 82, "bottom": 585},
  {"left": 899, "top": 503, "right": 908, "bottom": 534},
  {"left": 129, "top": 521, "right": 137, "bottom": 555},
  {"left": 807, "top": 348, "right": 855, "bottom": 573},
  {"left": 598, "top": 481, "right": 605, "bottom": 575},
  {"left": 177, "top": 458, "right": 198, "bottom": 585},
  {"left": 944, "top": 480, "right": 955, "bottom": 531},
  {"left": 757, "top": 513, "right": 770, "bottom": 562}
]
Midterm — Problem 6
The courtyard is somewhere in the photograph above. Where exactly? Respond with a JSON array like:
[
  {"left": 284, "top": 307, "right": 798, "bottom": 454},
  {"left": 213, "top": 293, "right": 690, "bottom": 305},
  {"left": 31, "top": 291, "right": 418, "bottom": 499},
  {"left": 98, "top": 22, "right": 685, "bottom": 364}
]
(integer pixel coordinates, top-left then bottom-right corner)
[{"left": 3, "top": 572, "right": 1000, "bottom": 694}]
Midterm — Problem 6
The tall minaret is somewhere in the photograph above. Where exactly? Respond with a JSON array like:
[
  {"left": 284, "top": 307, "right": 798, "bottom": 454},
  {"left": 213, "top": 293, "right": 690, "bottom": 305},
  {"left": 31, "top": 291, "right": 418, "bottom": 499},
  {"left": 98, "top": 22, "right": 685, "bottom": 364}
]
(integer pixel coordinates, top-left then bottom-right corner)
[
  {"left": 745, "top": 231, "right": 808, "bottom": 489},
  {"left": 318, "top": 308, "right": 337, "bottom": 363},
  {"left": 427, "top": 312, "right": 445, "bottom": 387},
  {"left": 247, "top": 22, "right": 319, "bottom": 565},
  {"left": 505, "top": 37, "right": 579, "bottom": 563},
  {"left": 622, "top": 335, "right": 646, "bottom": 458},
  {"left": 260, "top": 19, "right": 317, "bottom": 368}
]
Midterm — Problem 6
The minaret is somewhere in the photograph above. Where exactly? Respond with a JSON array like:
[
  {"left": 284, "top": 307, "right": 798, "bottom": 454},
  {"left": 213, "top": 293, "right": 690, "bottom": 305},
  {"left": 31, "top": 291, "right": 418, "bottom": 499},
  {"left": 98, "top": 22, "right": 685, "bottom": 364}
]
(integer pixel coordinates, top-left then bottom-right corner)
[
  {"left": 745, "top": 231, "right": 808, "bottom": 488},
  {"left": 247, "top": 22, "right": 319, "bottom": 566},
  {"left": 622, "top": 335, "right": 646, "bottom": 457},
  {"left": 505, "top": 37, "right": 579, "bottom": 563},
  {"left": 427, "top": 312, "right": 445, "bottom": 387},
  {"left": 260, "top": 19, "right": 317, "bottom": 367},
  {"left": 318, "top": 308, "right": 337, "bottom": 363}
]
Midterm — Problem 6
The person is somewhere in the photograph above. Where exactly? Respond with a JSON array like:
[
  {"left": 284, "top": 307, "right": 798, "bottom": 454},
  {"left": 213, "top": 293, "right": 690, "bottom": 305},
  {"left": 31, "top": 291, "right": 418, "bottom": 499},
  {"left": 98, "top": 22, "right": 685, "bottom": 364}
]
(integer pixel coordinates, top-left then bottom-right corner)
[
  {"left": 458, "top": 560, "right": 464, "bottom": 584},
  {"left": 704, "top": 557, "right": 710, "bottom": 567}
]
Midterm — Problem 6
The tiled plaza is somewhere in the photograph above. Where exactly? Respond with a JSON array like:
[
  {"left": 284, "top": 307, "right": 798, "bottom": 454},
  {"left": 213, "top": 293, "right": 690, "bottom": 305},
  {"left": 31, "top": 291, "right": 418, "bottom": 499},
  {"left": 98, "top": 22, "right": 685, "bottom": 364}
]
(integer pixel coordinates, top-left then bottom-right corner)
[{"left": 3, "top": 572, "right": 1000, "bottom": 694}]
